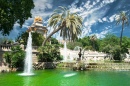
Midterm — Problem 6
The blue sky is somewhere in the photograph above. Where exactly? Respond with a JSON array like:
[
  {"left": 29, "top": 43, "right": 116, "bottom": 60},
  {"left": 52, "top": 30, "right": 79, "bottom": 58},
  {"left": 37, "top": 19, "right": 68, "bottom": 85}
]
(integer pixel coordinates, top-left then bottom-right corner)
[{"left": 1, "top": 0, "right": 130, "bottom": 40}]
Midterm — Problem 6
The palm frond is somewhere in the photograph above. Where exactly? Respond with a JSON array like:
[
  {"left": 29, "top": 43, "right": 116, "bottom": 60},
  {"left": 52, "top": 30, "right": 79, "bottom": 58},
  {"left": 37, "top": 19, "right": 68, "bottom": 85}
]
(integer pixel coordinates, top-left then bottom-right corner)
[
  {"left": 48, "top": 6, "right": 83, "bottom": 41},
  {"left": 58, "top": 6, "right": 67, "bottom": 11}
]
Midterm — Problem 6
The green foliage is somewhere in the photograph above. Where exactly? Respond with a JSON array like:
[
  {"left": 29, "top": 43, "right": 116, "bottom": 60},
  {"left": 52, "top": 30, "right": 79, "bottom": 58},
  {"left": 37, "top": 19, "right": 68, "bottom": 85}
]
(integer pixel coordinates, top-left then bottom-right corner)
[
  {"left": 102, "top": 45, "right": 122, "bottom": 60},
  {"left": 102, "top": 44, "right": 113, "bottom": 53},
  {"left": 16, "top": 32, "right": 44, "bottom": 46},
  {"left": 3, "top": 46, "right": 25, "bottom": 68},
  {"left": 0, "top": 0, "right": 34, "bottom": 35},
  {"left": 0, "top": 37, "right": 14, "bottom": 44},
  {"left": 3, "top": 52, "right": 11, "bottom": 65},
  {"left": 77, "top": 37, "right": 90, "bottom": 47},
  {"left": 68, "top": 33, "right": 130, "bottom": 61},
  {"left": 67, "top": 42, "right": 83, "bottom": 50},
  {"left": 111, "top": 45, "right": 122, "bottom": 60},
  {"left": 51, "top": 37, "right": 59, "bottom": 44},
  {"left": 99, "top": 33, "right": 119, "bottom": 51},
  {"left": 89, "top": 35, "right": 99, "bottom": 51},
  {"left": 32, "top": 32, "right": 45, "bottom": 46},
  {"left": 76, "top": 36, "right": 99, "bottom": 51},
  {"left": 38, "top": 44, "right": 62, "bottom": 62},
  {"left": 100, "top": 34, "right": 129, "bottom": 60},
  {"left": 84, "top": 46, "right": 94, "bottom": 50},
  {"left": 120, "top": 36, "right": 130, "bottom": 54}
]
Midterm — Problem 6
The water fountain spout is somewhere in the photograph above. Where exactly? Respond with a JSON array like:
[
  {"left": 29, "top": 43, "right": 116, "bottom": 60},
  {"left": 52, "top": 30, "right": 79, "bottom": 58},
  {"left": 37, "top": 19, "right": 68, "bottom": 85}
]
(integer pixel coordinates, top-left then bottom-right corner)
[
  {"left": 63, "top": 41, "right": 67, "bottom": 62},
  {"left": 19, "top": 32, "right": 34, "bottom": 76}
]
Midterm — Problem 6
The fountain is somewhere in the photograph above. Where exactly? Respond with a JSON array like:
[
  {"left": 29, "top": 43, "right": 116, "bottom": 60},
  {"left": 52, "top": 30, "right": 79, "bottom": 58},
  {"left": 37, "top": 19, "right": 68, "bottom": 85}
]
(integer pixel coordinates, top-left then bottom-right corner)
[
  {"left": 62, "top": 41, "right": 67, "bottom": 62},
  {"left": 19, "top": 32, "right": 34, "bottom": 76}
]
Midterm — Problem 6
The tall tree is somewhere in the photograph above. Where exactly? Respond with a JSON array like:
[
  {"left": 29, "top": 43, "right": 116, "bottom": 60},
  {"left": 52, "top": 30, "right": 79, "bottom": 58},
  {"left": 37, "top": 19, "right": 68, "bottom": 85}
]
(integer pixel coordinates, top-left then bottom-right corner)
[
  {"left": 0, "top": 0, "right": 34, "bottom": 35},
  {"left": 89, "top": 35, "right": 98, "bottom": 50},
  {"left": 16, "top": 32, "right": 44, "bottom": 46},
  {"left": 42, "top": 6, "right": 83, "bottom": 46},
  {"left": 116, "top": 11, "right": 129, "bottom": 47}
]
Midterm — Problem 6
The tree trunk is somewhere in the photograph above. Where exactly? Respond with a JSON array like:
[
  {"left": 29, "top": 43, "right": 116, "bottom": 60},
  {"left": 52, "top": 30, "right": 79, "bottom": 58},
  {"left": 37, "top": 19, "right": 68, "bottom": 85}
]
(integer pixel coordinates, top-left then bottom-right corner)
[
  {"left": 120, "top": 21, "right": 124, "bottom": 47},
  {"left": 42, "top": 26, "right": 62, "bottom": 46}
]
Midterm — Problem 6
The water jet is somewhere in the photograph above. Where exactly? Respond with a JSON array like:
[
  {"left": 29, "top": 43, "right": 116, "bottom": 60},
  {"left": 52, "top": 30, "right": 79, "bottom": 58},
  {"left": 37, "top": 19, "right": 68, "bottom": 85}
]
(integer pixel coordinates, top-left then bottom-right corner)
[{"left": 19, "top": 32, "right": 34, "bottom": 76}]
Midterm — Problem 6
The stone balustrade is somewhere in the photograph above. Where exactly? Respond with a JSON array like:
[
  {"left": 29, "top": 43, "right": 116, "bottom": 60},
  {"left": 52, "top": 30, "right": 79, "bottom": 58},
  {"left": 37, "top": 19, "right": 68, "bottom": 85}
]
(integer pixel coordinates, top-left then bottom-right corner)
[
  {"left": 24, "top": 45, "right": 39, "bottom": 52},
  {"left": 0, "top": 45, "right": 13, "bottom": 51},
  {"left": 0, "top": 44, "right": 39, "bottom": 52}
]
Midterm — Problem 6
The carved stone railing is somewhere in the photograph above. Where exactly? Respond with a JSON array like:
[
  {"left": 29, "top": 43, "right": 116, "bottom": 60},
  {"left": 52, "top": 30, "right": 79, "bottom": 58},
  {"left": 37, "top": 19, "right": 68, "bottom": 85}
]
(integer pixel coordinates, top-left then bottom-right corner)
[
  {"left": 0, "top": 44, "right": 14, "bottom": 51},
  {"left": 0, "top": 44, "right": 39, "bottom": 52},
  {"left": 24, "top": 45, "right": 39, "bottom": 52}
]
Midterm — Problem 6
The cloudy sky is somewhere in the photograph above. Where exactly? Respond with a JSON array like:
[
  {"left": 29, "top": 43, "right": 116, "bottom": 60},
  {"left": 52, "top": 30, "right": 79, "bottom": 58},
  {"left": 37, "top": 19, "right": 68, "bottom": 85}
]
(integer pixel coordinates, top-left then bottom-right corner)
[{"left": 2, "top": 0, "right": 130, "bottom": 40}]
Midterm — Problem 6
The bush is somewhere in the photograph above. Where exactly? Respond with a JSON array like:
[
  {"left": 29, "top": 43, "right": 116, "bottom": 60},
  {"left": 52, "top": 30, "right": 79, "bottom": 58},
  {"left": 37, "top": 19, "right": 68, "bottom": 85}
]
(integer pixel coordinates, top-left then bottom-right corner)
[
  {"left": 67, "top": 42, "right": 83, "bottom": 50},
  {"left": 3, "top": 46, "right": 25, "bottom": 68},
  {"left": 38, "top": 44, "right": 63, "bottom": 62}
]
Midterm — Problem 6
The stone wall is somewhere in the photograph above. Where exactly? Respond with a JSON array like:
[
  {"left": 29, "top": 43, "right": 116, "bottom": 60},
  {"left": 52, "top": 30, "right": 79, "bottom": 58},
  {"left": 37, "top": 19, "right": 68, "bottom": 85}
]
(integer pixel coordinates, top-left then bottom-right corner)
[
  {"left": 75, "top": 62, "right": 130, "bottom": 71},
  {"left": 33, "top": 62, "right": 57, "bottom": 70},
  {"left": 56, "top": 62, "right": 130, "bottom": 71},
  {"left": 0, "top": 44, "right": 39, "bottom": 63}
]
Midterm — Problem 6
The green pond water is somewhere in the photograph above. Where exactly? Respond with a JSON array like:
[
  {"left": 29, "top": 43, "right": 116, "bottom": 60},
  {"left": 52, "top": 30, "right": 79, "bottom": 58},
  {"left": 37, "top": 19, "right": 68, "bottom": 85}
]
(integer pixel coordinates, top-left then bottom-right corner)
[{"left": 0, "top": 69, "right": 130, "bottom": 86}]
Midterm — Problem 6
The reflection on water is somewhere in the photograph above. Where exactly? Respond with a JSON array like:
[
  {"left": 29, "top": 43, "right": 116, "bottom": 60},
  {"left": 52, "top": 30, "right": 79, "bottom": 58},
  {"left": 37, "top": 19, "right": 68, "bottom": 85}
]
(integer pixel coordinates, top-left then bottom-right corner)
[
  {"left": 63, "top": 73, "right": 77, "bottom": 77},
  {"left": 1, "top": 69, "right": 130, "bottom": 86},
  {"left": 23, "top": 77, "right": 32, "bottom": 86}
]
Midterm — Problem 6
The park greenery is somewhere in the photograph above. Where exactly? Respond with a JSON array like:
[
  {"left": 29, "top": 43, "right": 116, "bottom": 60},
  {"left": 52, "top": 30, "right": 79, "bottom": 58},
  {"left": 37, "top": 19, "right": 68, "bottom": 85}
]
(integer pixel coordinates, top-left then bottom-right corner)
[
  {"left": 15, "top": 32, "right": 62, "bottom": 62},
  {"left": 38, "top": 44, "right": 62, "bottom": 62},
  {"left": 0, "top": 37, "right": 14, "bottom": 44},
  {"left": 16, "top": 32, "right": 44, "bottom": 46},
  {"left": 0, "top": 3, "right": 130, "bottom": 70},
  {"left": 2, "top": 33, "right": 130, "bottom": 69},
  {"left": 0, "top": 0, "right": 34, "bottom": 35},
  {"left": 67, "top": 33, "right": 130, "bottom": 61},
  {"left": 3, "top": 45, "right": 25, "bottom": 69},
  {"left": 38, "top": 36, "right": 63, "bottom": 62}
]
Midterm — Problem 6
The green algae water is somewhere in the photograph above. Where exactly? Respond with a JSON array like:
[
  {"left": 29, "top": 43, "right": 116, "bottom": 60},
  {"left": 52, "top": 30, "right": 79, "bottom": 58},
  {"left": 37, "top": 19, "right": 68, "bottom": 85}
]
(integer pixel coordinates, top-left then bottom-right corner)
[{"left": 0, "top": 69, "right": 130, "bottom": 86}]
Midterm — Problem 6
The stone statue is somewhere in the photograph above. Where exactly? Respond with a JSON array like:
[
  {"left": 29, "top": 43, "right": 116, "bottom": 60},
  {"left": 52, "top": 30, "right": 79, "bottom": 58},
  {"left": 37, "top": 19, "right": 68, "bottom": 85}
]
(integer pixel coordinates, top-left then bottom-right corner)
[{"left": 78, "top": 48, "right": 82, "bottom": 61}]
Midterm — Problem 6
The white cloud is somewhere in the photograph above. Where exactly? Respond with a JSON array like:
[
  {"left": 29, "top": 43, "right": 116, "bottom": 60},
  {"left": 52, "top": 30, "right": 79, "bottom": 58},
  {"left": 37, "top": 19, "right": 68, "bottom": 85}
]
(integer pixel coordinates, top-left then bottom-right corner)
[
  {"left": 31, "top": 0, "right": 53, "bottom": 17},
  {"left": 101, "top": 14, "right": 117, "bottom": 23},
  {"left": 109, "top": 14, "right": 116, "bottom": 22},
  {"left": 69, "top": 0, "right": 116, "bottom": 38},
  {"left": 94, "top": 29, "right": 111, "bottom": 38},
  {"left": 96, "top": 0, "right": 100, "bottom": 3},
  {"left": 115, "top": 14, "right": 120, "bottom": 21},
  {"left": 81, "top": 26, "right": 92, "bottom": 37},
  {"left": 6, "top": 0, "right": 117, "bottom": 40},
  {"left": 102, "top": 17, "right": 107, "bottom": 21},
  {"left": 98, "top": 19, "right": 103, "bottom": 23},
  {"left": 102, "top": 17, "right": 110, "bottom": 22},
  {"left": 102, "top": 0, "right": 115, "bottom": 4}
]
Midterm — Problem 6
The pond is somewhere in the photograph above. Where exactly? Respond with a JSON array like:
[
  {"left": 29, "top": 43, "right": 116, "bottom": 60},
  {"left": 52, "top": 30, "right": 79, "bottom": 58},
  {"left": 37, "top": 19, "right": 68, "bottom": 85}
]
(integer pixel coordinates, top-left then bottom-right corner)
[{"left": 0, "top": 69, "right": 130, "bottom": 86}]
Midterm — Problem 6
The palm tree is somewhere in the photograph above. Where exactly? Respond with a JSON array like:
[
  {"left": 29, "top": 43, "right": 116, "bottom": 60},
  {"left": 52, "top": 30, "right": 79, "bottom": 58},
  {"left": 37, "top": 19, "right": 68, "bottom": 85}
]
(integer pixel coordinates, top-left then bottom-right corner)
[
  {"left": 42, "top": 6, "right": 83, "bottom": 46},
  {"left": 116, "top": 11, "right": 129, "bottom": 47},
  {"left": 89, "top": 35, "right": 97, "bottom": 50}
]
